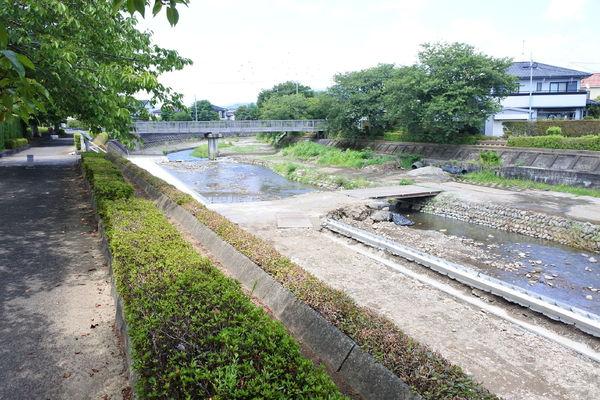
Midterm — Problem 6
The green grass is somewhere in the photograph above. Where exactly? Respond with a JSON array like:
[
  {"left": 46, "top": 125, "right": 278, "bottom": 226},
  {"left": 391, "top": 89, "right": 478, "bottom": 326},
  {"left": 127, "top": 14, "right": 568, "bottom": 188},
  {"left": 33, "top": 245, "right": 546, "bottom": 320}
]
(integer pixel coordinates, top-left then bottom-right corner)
[
  {"left": 83, "top": 153, "right": 345, "bottom": 399},
  {"left": 398, "top": 178, "right": 415, "bottom": 185},
  {"left": 272, "top": 162, "right": 371, "bottom": 189},
  {"left": 396, "top": 153, "right": 422, "bottom": 169},
  {"left": 462, "top": 170, "right": 600, "bottom": 198},
  {"left": 282, "top": 141, "right": 392, "bottom": 169},
  {"left": 190, "top": 142, "right": 233, "bottom": 158}
]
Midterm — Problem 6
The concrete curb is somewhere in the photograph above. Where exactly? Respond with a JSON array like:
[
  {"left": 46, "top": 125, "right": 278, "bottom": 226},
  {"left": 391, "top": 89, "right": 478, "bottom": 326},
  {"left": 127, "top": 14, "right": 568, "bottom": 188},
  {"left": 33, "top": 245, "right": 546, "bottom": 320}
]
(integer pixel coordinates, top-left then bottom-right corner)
[{"left": 118, "top": 163, "right": 421, "bottom": 400}]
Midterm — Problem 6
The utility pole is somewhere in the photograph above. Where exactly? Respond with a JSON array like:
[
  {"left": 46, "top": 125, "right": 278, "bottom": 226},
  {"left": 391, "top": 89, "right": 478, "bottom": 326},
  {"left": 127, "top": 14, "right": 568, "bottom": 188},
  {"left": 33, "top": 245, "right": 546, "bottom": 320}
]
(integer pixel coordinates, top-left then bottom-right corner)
[
  {"left": 194, "top": 95, "right": 198, "bottom": 121},
  {"left": 528, "top": 52, "right": 533, "bottom": 121}
]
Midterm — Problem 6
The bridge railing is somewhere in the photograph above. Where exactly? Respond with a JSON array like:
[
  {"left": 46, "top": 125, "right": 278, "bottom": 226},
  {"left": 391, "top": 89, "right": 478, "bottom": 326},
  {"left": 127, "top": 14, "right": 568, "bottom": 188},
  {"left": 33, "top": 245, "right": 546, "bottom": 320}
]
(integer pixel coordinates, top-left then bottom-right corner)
[{"left": 134, "top": 119, "right": 327, "bottom": 135}]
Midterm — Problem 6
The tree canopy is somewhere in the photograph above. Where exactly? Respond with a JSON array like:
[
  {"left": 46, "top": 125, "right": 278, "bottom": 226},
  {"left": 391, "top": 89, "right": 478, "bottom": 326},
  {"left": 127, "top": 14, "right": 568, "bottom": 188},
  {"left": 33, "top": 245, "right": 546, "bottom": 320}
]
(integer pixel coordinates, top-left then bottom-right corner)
[
  {"left": 235, "top": 103, "right": 260, "bottom": 120},
  {"left": 190, "top": 100, "right": 219, "bottom": 121},
  {"left": 1, "top": 0, "right": 190, "bottom": 139},
  {"left": 385, "top": 42, "right": 516, "bottom": 142},
  {"left": 256, "top": 81, "right": 314, "bottom": 108}
]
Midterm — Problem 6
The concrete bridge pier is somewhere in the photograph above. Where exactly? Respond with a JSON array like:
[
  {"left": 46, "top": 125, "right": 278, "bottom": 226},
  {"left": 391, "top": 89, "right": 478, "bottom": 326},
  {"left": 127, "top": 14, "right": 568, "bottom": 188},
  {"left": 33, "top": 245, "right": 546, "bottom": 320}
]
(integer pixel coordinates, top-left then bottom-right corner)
[{"left": 206, "top": 132, "right": 223, "bottom": 160}]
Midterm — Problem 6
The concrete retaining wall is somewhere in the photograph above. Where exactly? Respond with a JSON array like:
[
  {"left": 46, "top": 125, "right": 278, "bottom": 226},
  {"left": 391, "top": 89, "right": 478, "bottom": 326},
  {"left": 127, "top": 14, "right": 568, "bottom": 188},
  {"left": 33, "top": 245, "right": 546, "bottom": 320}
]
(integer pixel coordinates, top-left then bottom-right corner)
[
  {"left": 417, "top": 194, "right": 600, "bottom": 252},
  {"left": 116, "top": 161, "right": 420, "bottom": 400},
  {"left": 319, "top": 139, "right": 600, "bottom": 188}
]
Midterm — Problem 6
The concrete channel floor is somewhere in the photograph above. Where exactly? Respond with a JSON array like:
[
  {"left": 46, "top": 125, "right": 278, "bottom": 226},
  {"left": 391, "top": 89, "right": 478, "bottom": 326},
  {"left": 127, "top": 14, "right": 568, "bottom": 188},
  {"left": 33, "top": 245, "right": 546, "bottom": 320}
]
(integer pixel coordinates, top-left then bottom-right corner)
[
  {"left": 0, "top": 146, "right": 128, "bottom": 399},
  {"left": 210, "top": 188, "right": 600, "bottom": 400}
]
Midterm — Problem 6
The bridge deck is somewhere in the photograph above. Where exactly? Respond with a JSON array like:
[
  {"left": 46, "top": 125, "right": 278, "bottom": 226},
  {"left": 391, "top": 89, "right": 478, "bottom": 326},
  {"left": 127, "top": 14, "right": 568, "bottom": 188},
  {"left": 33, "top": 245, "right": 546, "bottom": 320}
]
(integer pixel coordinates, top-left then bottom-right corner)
[{"left": 135, "top": 120, "right": 327, "bottom": 136}]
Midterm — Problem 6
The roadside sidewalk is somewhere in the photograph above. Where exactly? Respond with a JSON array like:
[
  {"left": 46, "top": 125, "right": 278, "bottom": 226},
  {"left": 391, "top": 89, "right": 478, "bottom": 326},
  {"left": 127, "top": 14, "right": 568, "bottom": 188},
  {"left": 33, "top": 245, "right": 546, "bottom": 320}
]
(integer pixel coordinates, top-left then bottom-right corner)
[{"left": 0, "top": 162, "right": 128, "bottom": 399}]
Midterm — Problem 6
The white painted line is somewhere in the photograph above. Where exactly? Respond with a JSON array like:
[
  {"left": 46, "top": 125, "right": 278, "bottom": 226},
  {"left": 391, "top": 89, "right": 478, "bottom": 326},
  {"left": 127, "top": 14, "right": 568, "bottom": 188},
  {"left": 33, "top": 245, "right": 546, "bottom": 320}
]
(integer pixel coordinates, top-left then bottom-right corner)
[{"left": 325, "top": 232, "right": 600, "bottom": 364}]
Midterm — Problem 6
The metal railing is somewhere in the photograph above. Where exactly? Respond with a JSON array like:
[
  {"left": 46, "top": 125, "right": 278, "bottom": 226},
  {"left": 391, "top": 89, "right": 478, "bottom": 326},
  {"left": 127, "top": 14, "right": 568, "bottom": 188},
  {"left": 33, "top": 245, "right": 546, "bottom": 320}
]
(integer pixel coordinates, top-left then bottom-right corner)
[{"left": 134, "top": 119, "right": 327, "bottom": 135}]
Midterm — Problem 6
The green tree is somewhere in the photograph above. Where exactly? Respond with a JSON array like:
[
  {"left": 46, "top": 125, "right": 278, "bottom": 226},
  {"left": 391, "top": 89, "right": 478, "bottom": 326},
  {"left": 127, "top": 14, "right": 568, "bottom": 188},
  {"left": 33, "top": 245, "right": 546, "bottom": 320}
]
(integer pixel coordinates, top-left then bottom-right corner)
[
  {"left": 327, "top": 64, "right": 400, "bottom": 138},
  {"left": 257, "top": 81, "right": 314, "bottom": 108},
  {"left": 189, "top": 100, "right": 219, "bottom": 121},
  {"left": 259, "top": 94, "right": 313, "bottom": 120},
  {"left": 112, "top": 0, "right": 189, "bottom": 26},
  {"left": 386, "top": 42, "right": 516, "bottom": 143},
  {"left": 171, "top": 109, "right": 192, "bottom": 121},
  {"left": 1, "top": 1, "right": 190, "bottom": 139},
  {"left": 235, "top": 103, "right": 260, "bottom": 120}
]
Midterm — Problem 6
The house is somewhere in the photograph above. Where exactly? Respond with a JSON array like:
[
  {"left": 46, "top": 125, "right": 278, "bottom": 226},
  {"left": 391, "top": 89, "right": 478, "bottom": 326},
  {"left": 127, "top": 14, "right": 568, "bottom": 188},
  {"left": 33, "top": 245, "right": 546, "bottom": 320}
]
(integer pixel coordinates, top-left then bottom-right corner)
[
  {"left": 582, "top": 73, "right": 600, "bottom": 100},
  {"left": 484, "top": 62, "right": 591, "bottom": 136}
]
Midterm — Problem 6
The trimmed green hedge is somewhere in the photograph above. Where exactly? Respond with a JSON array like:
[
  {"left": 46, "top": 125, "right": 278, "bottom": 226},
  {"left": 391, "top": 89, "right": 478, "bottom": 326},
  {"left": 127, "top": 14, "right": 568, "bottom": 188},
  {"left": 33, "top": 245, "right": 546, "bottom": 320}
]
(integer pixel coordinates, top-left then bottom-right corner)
[
  {"left": 507, "top": 134, "right": 600, "bottom": 151},
  {"left": 74, "top": 133, "right": 82, "bottom": 151},
  {"left": 504, "top": 120, "right": 600, "bottom": 137},
  {"left": 82, "top": 153, "right": 343, "bottom": 399},
  {"left": 6, "top": 138, "right": 28, "bottom": 149},
  {"left": 108, "top": 153, "right": 499, "bottom": 400},
  {"left": 0, "top": 117, "right": 25, "bottom": 150}
]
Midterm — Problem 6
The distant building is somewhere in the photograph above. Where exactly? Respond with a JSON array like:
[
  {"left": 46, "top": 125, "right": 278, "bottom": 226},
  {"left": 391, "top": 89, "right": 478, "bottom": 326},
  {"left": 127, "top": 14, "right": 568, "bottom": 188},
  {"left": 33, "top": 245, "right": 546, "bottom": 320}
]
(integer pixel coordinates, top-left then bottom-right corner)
[
  {"left": 582, "top": 73, "right": 600, "bottom": 100},
  {"left": 212, "top": 105, "right": 235, "bottom": 120},
  {"left": 485, "top": 62, "right": 591, "bottom": 136}
]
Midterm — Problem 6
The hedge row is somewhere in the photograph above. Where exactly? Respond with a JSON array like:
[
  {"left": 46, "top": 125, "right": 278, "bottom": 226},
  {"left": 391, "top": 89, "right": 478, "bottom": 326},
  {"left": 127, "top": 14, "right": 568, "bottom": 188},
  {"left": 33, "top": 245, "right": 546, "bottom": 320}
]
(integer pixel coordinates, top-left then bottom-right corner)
[
  {"left": 107, "top": 153, "right": 498, "bottom": 400},
  {"left": 507, "top": 134, "right": 600, "bottom": 151},
  {"left": 0, "top": 117, "right": 25, "bottom": 150},
  {"left": 6, "top": 138, "right": 28, "bottom": 149},
  {"left": 504, "top": 120, "right": 600, "bottom": 137},
  {"left": 81, "top": 153, "right": 343, "bottom": 399}
]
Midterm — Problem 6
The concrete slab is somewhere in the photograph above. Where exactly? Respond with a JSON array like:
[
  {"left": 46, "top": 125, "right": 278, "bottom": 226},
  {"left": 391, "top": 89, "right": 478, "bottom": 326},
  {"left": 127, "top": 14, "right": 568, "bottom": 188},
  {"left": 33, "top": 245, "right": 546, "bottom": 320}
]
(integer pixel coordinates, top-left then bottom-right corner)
[
  {"left": 276, "top": 213, "right": 313, "bottom": 228},
  {"left": 343, "top": 185, "right": 441, "bottom": 200}
]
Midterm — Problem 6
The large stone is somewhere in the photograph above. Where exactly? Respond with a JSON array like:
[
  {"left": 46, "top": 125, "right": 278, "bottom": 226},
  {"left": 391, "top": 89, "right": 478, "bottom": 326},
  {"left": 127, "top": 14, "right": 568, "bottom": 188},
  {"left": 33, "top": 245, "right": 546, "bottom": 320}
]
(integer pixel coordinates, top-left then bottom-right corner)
[
  {"left": 371, "top": 210, "right": 391, "bottom": 223},
  {"left": 391, "top": 212, "right": 414, "bottom": 226}
]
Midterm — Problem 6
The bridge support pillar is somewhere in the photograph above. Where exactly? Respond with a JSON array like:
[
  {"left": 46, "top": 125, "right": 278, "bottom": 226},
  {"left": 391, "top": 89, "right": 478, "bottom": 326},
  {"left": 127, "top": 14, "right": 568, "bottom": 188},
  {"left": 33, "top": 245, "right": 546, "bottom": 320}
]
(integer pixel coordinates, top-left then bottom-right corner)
[{"left": 206, "top": 133, "right": 223, "bottom": 160}]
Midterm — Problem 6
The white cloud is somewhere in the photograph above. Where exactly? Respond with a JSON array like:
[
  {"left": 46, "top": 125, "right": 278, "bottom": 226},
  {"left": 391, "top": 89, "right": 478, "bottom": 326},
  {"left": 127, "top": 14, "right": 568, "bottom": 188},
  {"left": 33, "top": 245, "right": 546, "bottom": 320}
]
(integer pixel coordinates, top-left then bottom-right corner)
[{"left": 544, "top": 0, "right": 587, "bottom": 22}]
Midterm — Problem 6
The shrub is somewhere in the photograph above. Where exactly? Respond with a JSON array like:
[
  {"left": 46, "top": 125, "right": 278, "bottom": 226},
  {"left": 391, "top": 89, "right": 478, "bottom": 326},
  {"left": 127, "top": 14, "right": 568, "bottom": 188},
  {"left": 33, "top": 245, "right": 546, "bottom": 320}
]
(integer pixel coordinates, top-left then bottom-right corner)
[
  {"left": 507, "top": 134, "right": 600, "bottom": 151},
  {"left": 396, "top": 153, "right": 422, "bottom": 169},
  {"left": 0, "top": 117, "right": 25, "bottom": 150},
  {"left": 504, "top": 120, "right": 600, "bottom": 137},
  {"left": 546, "top": 126, "right": 562, "bottom": 136},
  {"left": 6, "top": 138, "right": 28, "bottom": 149},
  {"left": 479, "top": 150, "right": 501, "bottom": 168},
  {"left": 74, "top": 133, "right": 82, "bottom": 150},
  {"left": 92, "top": 131, "right": 109, "bottom": 146},
  {"left": 107, "top": 154, "right": 499, "bottom": 400},
  {"left": 83, "top": 156, "right": 344, "bottom": 399}
]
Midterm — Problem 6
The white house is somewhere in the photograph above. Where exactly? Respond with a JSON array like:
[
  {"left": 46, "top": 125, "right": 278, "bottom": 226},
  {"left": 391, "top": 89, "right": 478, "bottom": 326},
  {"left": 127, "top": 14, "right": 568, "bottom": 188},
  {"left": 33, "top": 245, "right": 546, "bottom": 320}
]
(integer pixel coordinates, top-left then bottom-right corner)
[{"left": 485, "top": 62, "right": 591, "bottom": 136}]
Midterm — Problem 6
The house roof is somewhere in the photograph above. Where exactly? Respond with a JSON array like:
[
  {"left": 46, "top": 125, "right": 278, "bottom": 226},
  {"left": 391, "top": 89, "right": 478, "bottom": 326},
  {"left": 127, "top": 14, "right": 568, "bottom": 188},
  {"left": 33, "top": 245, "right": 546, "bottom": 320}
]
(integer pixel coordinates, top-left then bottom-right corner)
[
  {"left": 581, "top": 73, "right": 600, "bottom": 88},
  {"left": 211, "top": 105, "right": 227, "bottom": 112},
  {"left": 507, "top": 62, "right": 591, "bottom": 79}
]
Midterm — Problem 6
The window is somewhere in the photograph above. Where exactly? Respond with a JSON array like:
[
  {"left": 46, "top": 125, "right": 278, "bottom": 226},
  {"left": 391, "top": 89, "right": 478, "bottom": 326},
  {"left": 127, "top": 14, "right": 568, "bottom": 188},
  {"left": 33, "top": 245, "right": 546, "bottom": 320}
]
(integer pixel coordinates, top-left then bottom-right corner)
[
  {"left": 536, "top": 82, "right": 543, "bottom": 91},
  {"left": 567, "top": 81, "right": 577, "bottom": 92},
  {"left": 550, "top": 82, "right": 568, "bottom": 92}
]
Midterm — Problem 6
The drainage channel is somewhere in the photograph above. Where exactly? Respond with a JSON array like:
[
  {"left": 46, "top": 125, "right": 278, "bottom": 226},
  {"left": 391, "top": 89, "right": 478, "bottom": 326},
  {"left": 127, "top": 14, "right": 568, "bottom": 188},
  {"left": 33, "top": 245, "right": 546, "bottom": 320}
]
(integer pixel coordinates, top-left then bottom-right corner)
[{"left": 322, "top": 218, "right": 600, "bottom": 340}]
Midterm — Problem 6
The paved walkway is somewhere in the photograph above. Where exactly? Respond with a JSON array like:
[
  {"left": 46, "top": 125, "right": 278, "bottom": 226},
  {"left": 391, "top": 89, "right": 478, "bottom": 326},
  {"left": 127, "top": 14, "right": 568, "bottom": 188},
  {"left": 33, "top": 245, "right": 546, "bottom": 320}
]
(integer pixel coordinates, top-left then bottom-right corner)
[{"left": 0, "top": 148, "right": 128, "bottom": 399}]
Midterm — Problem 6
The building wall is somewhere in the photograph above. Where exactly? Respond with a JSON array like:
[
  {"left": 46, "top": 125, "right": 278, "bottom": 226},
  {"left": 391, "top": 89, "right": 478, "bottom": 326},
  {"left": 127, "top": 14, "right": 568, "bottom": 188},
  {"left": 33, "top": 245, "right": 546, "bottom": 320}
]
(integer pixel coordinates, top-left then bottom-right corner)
[
  {"left": 517, "top": 78, "right": 581, "bottom": 93},
  {"left": 588, "top": 87, "right": 600, "bottom": 100}
]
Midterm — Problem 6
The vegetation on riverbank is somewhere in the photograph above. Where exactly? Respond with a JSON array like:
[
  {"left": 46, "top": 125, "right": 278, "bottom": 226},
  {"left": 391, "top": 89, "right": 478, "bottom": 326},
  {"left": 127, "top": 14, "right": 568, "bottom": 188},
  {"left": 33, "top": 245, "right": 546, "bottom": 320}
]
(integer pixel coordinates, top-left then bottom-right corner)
[
  {"left": 507, "top": 134, "right": 600, "bottom": 151},
  {"left": 108, "top": 153, "right": 500, "bottom": 400},
  {"left": 272, "top": 162, "right": 371, "bottom": 189},
  {"left": 462, "top": 170, "right": 600, "bottom": 198},
  {"left": 282, "top": 141, "right": 392, "bottom": 168},
  {"left": 82, "top": 153, "right": 345, "bottom": 400}
]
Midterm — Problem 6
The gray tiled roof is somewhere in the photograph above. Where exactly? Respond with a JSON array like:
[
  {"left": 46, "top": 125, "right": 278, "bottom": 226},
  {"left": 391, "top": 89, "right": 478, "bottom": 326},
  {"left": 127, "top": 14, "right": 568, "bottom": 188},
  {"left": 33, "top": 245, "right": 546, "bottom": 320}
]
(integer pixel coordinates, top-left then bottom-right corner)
[{"left": 508, "top": 62, "right": 591, "bottom": 79}]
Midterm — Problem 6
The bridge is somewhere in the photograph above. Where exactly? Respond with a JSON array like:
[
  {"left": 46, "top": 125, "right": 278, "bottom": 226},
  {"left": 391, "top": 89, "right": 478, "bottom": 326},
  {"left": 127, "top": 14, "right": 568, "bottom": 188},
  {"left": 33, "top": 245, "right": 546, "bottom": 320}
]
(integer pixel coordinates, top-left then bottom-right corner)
[{"left": 134, "top": 119, "right": 327, "bottom": 147}]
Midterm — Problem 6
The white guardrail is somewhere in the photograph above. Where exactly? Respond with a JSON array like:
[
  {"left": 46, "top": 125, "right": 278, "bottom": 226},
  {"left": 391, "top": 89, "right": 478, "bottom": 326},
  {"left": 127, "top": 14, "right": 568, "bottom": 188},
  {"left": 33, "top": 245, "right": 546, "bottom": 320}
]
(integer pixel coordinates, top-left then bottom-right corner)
[{"left": 322, "top": 218, "right": 600, "bottom": 338}]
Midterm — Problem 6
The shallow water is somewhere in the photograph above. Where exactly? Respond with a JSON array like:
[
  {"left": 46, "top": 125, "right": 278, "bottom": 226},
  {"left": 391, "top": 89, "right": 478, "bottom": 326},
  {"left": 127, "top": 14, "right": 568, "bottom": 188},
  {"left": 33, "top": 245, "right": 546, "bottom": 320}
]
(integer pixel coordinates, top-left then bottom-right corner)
[
  {"left": 162, "top": 149, "right": 313, "bottom": 203},
  {"left": 407, "top": 212, "right": 600, "bottom": 314}
]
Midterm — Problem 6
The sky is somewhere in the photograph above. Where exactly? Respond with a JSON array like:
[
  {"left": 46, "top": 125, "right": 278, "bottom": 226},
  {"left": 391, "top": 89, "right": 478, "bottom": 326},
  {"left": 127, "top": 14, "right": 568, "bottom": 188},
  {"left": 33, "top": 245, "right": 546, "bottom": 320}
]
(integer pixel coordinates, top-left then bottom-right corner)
[{"left": 137, "top": 0, "right": 600, "bottom": 107}]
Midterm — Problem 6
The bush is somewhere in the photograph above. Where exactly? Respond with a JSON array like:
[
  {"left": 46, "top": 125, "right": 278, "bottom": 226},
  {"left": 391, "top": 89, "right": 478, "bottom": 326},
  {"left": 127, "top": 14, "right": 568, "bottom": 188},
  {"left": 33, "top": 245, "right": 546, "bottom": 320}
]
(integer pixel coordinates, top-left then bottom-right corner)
[
  {"left": 546, "top": 126, "right": 562, "bottom": 136},
  {"left": 74, "top": 133, "right": 82, "bottom": 150},
  {"left": 83, "top": 155, "right": 343, "bottom": 399},
  {"left": 107, "top": 154, "right": 499, "bottom": 400},
  {"left": 504, "top": 120, "right": 600, "bottom": 137},
  {"left": 381, "top": 131, "right": 484, "bottom": 145},
  {"left": 6, "top": 138, "right": 28, "bottom": 149},
  {"left": 396, "top": 153, "right": 422, "bottom": 169},
  {"left": 479, "top": 150, "right": 501, "bottom": 167},
  {"left": 0, "top": 117, "right": 25, "bottom": 150},
  {"left": 67, "top": 119, "right": 86, "bottom": 129},
  {"left": 507, "top": 134, "right": 600, "bottom": 151},
  {"left": 92, "top": 131, "right": 109, "bottom": 146}
]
